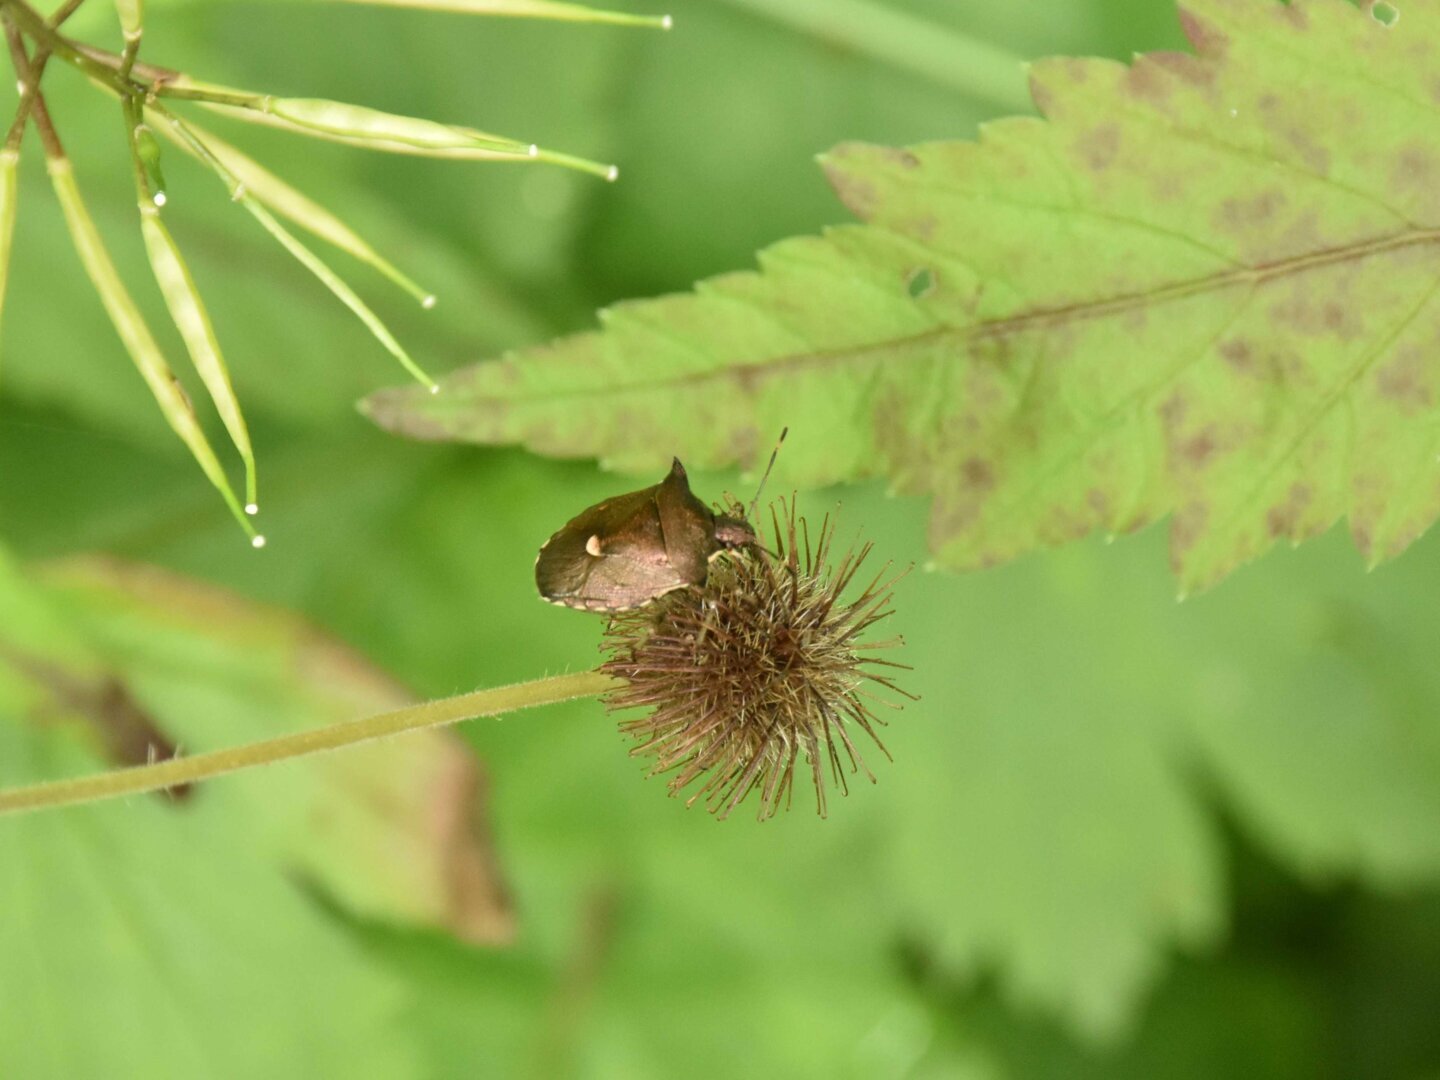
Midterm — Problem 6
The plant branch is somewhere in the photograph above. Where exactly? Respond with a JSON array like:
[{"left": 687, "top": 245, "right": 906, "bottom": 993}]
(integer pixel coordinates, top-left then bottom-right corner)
[
  {"left": 0, "top": 0, "right": 119, "bottom": 89},
  {"left": 46, "top": 0, "right": 87, "bottom": 26},
  {"left": 0, "top": 669, "right": 619, "bottom": 817},
  {"left": 2, "top": 11, "right": 62, "bottom": 157}
]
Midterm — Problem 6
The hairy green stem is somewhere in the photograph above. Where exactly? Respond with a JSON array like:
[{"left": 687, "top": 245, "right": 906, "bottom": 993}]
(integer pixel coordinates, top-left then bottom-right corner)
[
  {"left": 0, "top": 670, "right": 619, "bottom": 817},
  {"left": 717, "top": 0, "right": 1031, "bottom": 113}
]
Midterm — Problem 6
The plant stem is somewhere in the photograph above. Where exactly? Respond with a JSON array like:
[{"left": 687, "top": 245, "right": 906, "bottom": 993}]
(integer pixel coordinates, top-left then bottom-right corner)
[
  {"left": 46, "top": 0, "right": 89, "bottom": 27},
  {"left": 0, "top": 0, "right": 117, "bottom": 89},
  {"left": 0, "top": 669, "right": 619, "bottom": 817},
  {"left": 2, "top": 0, "right": 79, "bottom": 150},
  {"left": 716, "top": 0, "right": 1032, "bottom": 113},
  {"left": 2, "top": 13, "right": 62, "bottom": 157}
]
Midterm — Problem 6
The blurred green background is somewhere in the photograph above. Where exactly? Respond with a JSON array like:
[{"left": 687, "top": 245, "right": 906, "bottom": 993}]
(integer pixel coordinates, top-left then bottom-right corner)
[{"left": 2, "top": 0, "right": 1439, "bottom": 1076}]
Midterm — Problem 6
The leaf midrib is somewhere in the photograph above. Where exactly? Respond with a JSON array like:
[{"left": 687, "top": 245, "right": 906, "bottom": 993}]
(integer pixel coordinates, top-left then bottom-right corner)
[{"left": 414, "top": 224, "right": 1440, "bottom": 410}]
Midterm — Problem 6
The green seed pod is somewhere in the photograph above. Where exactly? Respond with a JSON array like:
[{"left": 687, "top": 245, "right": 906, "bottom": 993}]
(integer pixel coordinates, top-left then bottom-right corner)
[
  {"left": 113, "top": 0, "right": 144, "bottom": 38},
  {"left": 133, "top": 123, "right": 167, "bottom": 205}
]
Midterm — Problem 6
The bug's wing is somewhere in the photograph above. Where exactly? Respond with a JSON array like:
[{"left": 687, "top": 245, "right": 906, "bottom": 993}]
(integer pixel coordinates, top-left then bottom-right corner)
[
  {"left": 536, "top": 488, "right": 688, "bottom": 611},
  {"left": 564, "top": 554, "right": 690, "bottom": 612}
]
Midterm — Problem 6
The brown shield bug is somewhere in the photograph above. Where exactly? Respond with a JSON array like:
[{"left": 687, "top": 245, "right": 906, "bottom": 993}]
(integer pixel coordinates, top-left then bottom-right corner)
[{"left": 536, "top": 432, "right": 785, "bottom": 613}]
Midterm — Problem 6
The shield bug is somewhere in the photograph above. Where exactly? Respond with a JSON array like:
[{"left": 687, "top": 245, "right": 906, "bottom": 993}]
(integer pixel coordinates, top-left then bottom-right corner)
[{"left": 536, "top": 433, "right": 785, "bottom": 613}]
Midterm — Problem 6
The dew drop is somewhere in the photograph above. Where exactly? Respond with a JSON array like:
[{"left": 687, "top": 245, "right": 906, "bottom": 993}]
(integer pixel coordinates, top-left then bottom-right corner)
[
  {"left": 231, "top": 183, "right": 247, "bottom": 202},
  {"left": 421, "top": 294, "right": 437, "bottom": 310},
  {"left": 528, "top": 144, "right": 539, "bottom": 158},
  {"left": 605, "top": 165, "right": 620, "bottom": 182},
  {"left": 152, "top": 191, "right": 167, "bottom": 207},
  {"left": 661, "top": 14, "right": 674, "bottom": 29},
  {"left": 251, "top": 534, "right": 267, "bottom": 549},
  {"left": 428, "top": 384, "right": 441, "bottom": 395},
  {"left": 244, "top": 502, "right": 259, "bottom": 516}
]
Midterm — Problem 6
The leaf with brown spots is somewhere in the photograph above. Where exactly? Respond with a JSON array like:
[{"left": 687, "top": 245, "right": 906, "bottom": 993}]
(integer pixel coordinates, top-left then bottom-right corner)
[
  {"left": 0, "top": 547, "right": 422, "bottom": 1075},
  {"left": 365, "top": 0, "right": 1440, "bottom": 592},
  {"left": 0, "top": 547, "right": 517, "bottom": 1077},
  {"left": 24, "top": 554, "right": 516, "bottom": 945}
]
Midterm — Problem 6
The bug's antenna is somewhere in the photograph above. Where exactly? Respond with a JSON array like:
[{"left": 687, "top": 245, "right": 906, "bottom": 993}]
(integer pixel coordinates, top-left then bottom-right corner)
[{"left": 746, "top": 427, "right": 788, "bottom": 520}]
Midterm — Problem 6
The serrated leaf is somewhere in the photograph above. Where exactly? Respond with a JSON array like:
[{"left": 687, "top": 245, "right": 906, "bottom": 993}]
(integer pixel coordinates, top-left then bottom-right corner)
[{"left": 366, "top": 0, "right": 1440, "bottom": 592}]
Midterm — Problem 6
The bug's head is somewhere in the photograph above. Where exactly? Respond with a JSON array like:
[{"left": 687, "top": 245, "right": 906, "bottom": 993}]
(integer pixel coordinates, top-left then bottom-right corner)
[{"left": 713, "top": 513, "right": 758, "bottom": 551}]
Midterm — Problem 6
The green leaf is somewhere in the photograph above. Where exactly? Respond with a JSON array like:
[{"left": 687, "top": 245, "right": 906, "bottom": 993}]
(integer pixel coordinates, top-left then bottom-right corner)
[
  {"left": 883, "top": 514, "right": 1440, "bottom": 1042},
  {"left": 8, "top": 405, "right": 1440, "bottom": 1053},
  {"left": 0, "top": 545, "right": 517, "bottom": 1002},
  {"left": 714, "top": 0, "right": 1031, "bottom": 110},
  {"left": 0, "top": 554, "right": 416, "bottom": 1076},
  {"left": 366, "top": 0, "right": 1440, "bottom": 592},
  {"left": 0, "top": 730, "right": 420, "bottom": 1079},
  {"left": 32, "top": 553, "right": 516, "bottom": 941}
]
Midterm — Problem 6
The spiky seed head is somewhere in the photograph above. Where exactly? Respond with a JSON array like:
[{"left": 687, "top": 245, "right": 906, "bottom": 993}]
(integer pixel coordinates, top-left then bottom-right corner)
[{"left": 601, "top": 499, "right": 912, "bottom": 821}]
